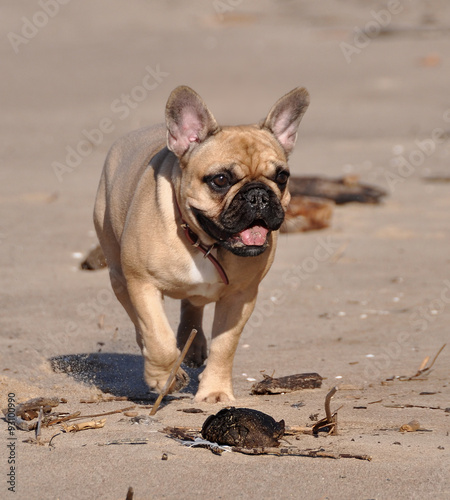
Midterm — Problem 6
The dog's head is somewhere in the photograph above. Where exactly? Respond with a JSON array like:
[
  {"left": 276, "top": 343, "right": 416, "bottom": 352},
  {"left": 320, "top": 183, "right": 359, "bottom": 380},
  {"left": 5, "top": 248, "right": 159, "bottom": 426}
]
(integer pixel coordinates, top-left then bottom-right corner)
[{"left": 166, "top": 86, "right": 309, "bottom": 257}]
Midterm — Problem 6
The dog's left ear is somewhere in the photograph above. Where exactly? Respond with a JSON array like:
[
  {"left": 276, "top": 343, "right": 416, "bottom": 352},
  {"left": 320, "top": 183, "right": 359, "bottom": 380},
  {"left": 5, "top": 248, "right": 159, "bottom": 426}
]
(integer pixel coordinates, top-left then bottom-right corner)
[
  {"left": 166, "top": 86, "right": 220, "bottom": 158},
  {"left": 262, "top": 87, "right": 310, "bottom": 156}
]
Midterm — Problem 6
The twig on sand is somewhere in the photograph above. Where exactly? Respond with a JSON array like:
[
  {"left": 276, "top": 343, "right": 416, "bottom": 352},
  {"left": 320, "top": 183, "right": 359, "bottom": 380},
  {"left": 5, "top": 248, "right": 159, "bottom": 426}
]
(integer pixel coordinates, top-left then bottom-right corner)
[
  {"left": 61, "top": 418, "right": 106, "bottom": 433},
  {"left": 312, "top": 386, "right": 339, "bottom": 435},
  {"left": 232, "top": 446, "right": 372, "bottom": 461},
  {"left": 44, "top": 406, "right": 135, "bottom": 427},
  {"left": 163, "top": 426, "right": 372, "bottom": 460},
  {"left": 150, "top": 329, "right": 197, "bottom": 416},
  {"left": 46, "top": 412, "right": 82, "bottom": 426},
  {"left": 284, "top": 426, "right": 313, "bottom": 436},
  {"left": 402, "top": 344, "right": 446, "bottom": 380},
  {"left": 78, "top": 406, "right": 136, "bottom": 419},
  {"left": 98, "top": 438, "right": 150, "bottom": 446},
  {"left": 35, "top": 406, "right": 43, "bottom": 441},
  {"left": 80, "top": 396, "right": 129, "bottom": 403}
]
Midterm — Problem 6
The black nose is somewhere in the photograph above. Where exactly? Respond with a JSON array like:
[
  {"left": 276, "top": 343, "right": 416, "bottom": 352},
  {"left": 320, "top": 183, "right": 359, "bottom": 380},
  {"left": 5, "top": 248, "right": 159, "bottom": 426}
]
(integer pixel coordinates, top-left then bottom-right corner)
[{"left": 244, "top": 187, "right": 270, "bottom": 208}]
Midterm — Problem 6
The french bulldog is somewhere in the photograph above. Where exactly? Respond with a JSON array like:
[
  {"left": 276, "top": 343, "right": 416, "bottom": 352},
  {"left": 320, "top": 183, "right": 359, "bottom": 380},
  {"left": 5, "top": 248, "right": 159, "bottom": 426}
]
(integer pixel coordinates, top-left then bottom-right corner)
[{"left": 93, "top": 85, "right": 309, "bottom": 402}]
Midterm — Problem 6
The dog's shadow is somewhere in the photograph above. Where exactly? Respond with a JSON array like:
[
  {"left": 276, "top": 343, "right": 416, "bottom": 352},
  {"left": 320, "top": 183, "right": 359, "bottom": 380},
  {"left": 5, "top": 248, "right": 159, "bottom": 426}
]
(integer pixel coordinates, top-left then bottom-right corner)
[{"left": 49, "top": 352, "right": 202, "bottom": 404}]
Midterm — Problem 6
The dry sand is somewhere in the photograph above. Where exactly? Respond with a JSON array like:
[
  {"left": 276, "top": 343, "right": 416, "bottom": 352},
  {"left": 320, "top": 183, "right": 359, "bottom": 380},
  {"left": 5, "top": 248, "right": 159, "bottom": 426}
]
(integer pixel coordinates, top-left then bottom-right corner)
[{"left": 1, "top": 1, "right": 449, "bottom": 499}]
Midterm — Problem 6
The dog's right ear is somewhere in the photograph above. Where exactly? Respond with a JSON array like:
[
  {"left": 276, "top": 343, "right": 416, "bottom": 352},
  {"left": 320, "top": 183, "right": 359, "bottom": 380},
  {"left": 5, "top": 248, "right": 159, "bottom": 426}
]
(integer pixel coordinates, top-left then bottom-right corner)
[
  {"left": 262, "top": 87, "right": 310, "bottom": 157},
  {"left": 165, "top": 86, "right": 220, "bottom": 158}
]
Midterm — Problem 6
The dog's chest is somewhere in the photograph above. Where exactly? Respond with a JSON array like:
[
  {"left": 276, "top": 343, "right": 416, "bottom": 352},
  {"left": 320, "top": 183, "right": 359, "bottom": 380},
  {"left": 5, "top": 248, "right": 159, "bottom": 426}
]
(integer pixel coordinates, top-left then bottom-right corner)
[{"left": 187, "top": 251, "right": 224, "bottom": 301}]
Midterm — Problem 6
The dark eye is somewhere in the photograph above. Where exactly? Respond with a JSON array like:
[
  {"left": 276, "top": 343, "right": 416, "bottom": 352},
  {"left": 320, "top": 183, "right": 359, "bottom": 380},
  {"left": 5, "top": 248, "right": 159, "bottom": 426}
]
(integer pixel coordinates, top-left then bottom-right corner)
[
  {"left": 212, "top": 174, "right": 229, "bottom": 188},
  {"left": 205, "top": 173, "right": 232, "bottom": 191},
  {"left": 276, "top": 170, "right": 290, "bottom": 186}
]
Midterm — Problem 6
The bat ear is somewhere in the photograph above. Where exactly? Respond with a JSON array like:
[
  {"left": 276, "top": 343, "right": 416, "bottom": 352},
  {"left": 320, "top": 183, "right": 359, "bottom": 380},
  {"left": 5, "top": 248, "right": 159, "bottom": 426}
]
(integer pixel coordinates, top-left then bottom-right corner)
[
  {"left": 261, "top": 87, "right": 310, "bottom": 156},
  {"left": 166, "top": 86, "right": 220, "bottom": 158}
]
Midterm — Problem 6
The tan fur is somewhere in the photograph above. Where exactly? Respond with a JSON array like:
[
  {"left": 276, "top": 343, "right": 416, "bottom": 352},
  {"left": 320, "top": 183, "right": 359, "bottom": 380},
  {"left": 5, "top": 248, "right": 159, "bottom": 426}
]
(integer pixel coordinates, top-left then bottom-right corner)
[{"left": 93, "top": 86, "right": 309, "bottom": 402}]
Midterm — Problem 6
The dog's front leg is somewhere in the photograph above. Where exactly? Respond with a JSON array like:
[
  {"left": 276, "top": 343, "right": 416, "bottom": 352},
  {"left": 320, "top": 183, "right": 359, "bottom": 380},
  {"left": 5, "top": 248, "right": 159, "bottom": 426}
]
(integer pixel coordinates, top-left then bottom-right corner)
[
  {"left": 194, "top": 288, "right": 258, "bottom": 403},
  {"left": 127, "top": 281, "right": 189, "bottom": 394}
]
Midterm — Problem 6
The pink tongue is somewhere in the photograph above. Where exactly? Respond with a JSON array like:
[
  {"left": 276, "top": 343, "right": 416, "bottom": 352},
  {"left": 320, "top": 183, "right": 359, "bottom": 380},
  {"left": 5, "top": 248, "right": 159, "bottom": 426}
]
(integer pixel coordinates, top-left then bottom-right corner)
[{"left": 238, "top": 225, "right": 269, "bottom": 246}]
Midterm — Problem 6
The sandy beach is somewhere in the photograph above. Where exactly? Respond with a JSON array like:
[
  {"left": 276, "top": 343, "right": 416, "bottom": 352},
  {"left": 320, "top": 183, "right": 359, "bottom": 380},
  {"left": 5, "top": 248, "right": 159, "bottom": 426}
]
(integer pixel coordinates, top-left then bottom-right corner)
[{"left": 1, "top": 1, "right": 449, "bottom": 498}]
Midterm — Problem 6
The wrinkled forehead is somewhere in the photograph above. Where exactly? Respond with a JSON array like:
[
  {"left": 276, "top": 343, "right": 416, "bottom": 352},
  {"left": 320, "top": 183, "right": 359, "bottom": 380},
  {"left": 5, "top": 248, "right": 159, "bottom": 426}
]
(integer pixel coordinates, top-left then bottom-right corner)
[{"left": 191, "top": 126, "right": 287, "bottom": 176}]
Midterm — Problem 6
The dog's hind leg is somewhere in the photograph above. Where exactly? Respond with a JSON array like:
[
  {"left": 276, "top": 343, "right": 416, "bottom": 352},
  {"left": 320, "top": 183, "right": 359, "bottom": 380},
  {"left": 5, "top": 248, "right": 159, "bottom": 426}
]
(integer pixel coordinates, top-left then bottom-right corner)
[
  {"left": 177, "top": 299, "right": 207, "bottom": 367},
  {"left": 108, "top": 267, "right": 144, "bottom": 349}
]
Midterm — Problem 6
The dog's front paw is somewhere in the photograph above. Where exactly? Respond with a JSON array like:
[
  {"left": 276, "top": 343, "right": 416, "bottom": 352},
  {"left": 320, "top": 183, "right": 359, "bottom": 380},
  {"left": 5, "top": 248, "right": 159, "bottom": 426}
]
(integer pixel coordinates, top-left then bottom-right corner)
[
  {"left": 168, "top": 367, "right": 190, "bottom": 393},
  {"left": 144, "top": 364, "right": 189, "bottom": 394},
  {"left": 194, "top": 390, "right": 235, "bottom": 403},
  {"left": 194, "top": 367, "right": 235, "bottom": 402}
]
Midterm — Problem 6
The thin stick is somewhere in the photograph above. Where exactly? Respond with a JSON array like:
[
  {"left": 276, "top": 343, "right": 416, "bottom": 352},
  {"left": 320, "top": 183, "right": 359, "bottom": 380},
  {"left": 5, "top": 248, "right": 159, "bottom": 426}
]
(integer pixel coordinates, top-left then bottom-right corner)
[
  {"left": 285, "top": 426, "right": 313, "bottom": 435},
  {"left": 48, "top": 432, "right": 62, "bottom": 448},
  {"left": 46, "top": 411, "right": 82, "bottom": 426},
  {"left": 325, "top": 386, "right": 338, "bottom": 422},
  {"left": 79, "top": 406, "right": 136, "bottom": 419},
  {"left": 426, "top": 343, "right": 446, "bottom": 371},
  {"left": 35, "top": 406, "right": 43, "bottom": 440},
  {"left": 80, "top": 396, "right": 128, "bottom": 403},
  {"left": 418, "top": 356, "right": 430, "bottom": 372},
  {"left": 231, "top": 447, "right": 372, "bottom": 461},
  {"left": 408, "top": 343, "right": 447, "bottom": 379},
  {"left": 150, "top": 329, "right": 197, "bottom": 416}
]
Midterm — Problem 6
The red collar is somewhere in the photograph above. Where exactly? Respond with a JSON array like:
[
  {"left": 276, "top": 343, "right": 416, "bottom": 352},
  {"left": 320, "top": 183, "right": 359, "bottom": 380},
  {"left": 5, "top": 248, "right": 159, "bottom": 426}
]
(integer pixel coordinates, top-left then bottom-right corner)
[{"left": 175, "top": 197, "right": 229, "bottom": 285}]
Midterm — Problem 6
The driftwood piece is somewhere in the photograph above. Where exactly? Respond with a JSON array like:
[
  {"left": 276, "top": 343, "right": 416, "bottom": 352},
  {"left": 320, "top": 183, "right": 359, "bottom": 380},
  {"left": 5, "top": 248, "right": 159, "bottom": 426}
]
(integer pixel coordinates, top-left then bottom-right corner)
[
  {"left": 232, "top": 446, "right": 372, "bottom": 461},
  {"left": 13, "top": 397, "right": 61, "bottom": 431},
  {"left": 282, "top": 196, "right": 333, "bottom": 233},
  {"left": 80, "top": 244, "right": 107, "bottom": 270},
  {"left": 177, "top": 408, "right": 205, "bottom": 414},
  {"left": 399, "top": 420, "right": 421, "bottom": 432},
  {"left": 289, "top": 175, "right": 387, "bottom": 205},
  {"left": 62, "top": 418, "right": 106, "bottom": 433},
  {"left": 251, "top": 373, "right": 322, "bottom": 395}
]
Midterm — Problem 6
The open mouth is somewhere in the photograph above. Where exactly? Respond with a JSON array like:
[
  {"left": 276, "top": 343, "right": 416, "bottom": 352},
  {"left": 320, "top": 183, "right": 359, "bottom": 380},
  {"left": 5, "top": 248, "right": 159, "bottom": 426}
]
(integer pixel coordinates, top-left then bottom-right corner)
[
  {"left": 192, "top": 208, "right": 274, "bottom": 257},
  {"left": 227, "top": 222, "right": 269, "bottom": 248},
  {"left": 220, "top": 220, "right": 272, "bottom": 257},
  {"left": 218, "top": 220, "right": 270, "bottom": 257}
]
